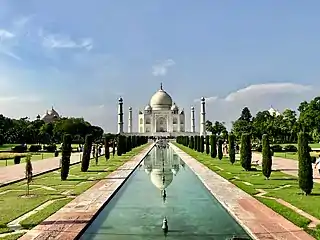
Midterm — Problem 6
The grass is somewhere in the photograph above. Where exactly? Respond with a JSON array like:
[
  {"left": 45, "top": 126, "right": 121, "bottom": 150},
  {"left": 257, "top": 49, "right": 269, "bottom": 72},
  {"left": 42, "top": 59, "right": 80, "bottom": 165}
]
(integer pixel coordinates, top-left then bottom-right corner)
[
  {"left": 0, "top": 152, "right": 55, "bottom": 167},
  {"left": 175, "top": 143, "right": 320, "bottom": 238},
  {"left": 0, "top": 233, "right": 25, "bottom": 240},
  {"left": 0, "top": 144, "right": 148, "bottom": 237},
  {"left": 0, "top": 144, "right": 88, "bottom": 151},
  {"left": 274, "top": 151, "right": 319, "bottom": 161},
  {"left": 278, "top": 143, "right": 320, "bottom": 149}
]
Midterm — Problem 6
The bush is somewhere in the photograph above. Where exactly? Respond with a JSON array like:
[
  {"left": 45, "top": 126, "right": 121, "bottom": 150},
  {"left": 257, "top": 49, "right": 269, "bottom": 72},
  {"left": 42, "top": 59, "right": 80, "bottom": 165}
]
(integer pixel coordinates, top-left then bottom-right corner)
[
  {"left": 43, "top": 144, "right": 57, "bottom": 152},
  {"left": 194, "top": 136, "right": 198, "bottom": 151},
  {"left": 311, "top": 156, "right": 316, "bottom": 164},
  {"left": 252, "top": 142, "right": 262, "bottom": 152},
  {"left": 205, "top": 136, "right": 210, "bottom": 154},
  {"left": 104, "top": 137, "right": 110, "bottom": 160},
  {"left": 14, "top": 156, "right": 21, "bottom": 164},
  {"left": 29, "top": 145, "right": 41, "bottom": 152},
  {"left": 262, "top": 134, "right": 272, "bottom": 179},
  {"left": 61, "top": 134, "right": 72, "bottom": 180},
  {"left": 12, "top": 145, "right": 27, "bottom": 153},
  {"left": 271, "top": 144, "right": 283, "bottom": 152},
  {"left": 229, "top": 134, "right": 236, "bottom": 164},
  {"left": 217, "top": 139, "right": 223, "bottom": 160},
  {"left": 240, "top": 133, "right": 252, "bottom": 171},
  {"left": 210, "top": 135, "right": 217, "bottom": 158},
  {"left": 54, "top": 150, "right": 59, "bottom": 157},
  {"left": 200, "top": 136, "right": 204, "bottom": 153},
  {"left": 81, "top": 134, "right": 93, "bottom": 172},
  {"left": 189, "top": 136, "right": 194, "bottom": 149},
  {"left": 298, "top": 132, "right": 313, "bottom": 195},
  {"left": 283, "top": 144, "right": 297, "bottom": 152}
]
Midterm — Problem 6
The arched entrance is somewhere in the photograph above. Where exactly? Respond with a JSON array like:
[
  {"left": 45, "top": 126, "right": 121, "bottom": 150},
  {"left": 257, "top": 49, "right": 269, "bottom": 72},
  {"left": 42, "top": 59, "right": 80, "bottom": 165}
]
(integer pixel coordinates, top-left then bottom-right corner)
[{"left": 156, "top": 116, "right": 167, "bottom": 132}]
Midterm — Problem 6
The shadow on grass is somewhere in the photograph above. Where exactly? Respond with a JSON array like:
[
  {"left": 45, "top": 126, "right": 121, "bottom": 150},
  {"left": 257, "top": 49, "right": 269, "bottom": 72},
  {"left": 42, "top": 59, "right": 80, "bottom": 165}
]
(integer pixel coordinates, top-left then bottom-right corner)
[
  {"left": 271, "top": 177, "right": 297, "bottom": 181},
  {"left": 66, "top": 178, "right": 97, "bottom": 182},
  {"left": 87, "top": 170, "right": 110, "bottom": 173},
  {"left": 273, "top": 169, "right": 297, "bottom": 172}
]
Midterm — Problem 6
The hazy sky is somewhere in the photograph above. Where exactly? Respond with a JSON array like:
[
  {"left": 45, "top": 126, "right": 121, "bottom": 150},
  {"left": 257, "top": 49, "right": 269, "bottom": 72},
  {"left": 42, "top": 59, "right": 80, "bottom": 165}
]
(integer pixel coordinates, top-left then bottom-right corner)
[{"left": 0, "top": 0, "right": 319, "bottom": 132}]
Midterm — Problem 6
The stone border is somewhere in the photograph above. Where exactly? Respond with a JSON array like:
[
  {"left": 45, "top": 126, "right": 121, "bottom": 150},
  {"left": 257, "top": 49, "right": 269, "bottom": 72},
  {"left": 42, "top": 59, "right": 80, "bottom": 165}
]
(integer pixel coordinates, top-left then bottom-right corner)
[
  {"left": 170, "top": 143, "right": 314, "bottom": 240},
  {"left": 19, "top": 144, "right": 155, "bottom": 240}
]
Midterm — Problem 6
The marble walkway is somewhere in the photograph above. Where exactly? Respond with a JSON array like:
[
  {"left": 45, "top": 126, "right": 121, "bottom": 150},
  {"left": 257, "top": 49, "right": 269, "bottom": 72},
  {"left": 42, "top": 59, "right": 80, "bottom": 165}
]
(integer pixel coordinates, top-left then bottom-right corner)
[
  {"left": 171, "top": 143, "right": 314, "bottom": 240},
  {"left": 19, "top": 144, "right": 154, "bottom": 240}
]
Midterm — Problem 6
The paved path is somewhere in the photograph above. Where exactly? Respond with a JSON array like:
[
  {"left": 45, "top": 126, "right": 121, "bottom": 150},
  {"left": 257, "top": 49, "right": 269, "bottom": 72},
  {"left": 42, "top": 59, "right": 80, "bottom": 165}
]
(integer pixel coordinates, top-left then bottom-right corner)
[
  {"left": 19, "top": 144, "right": 154, "bottom": 240},
  {"left": 0, "top": 152, "right": 83, "bottom": 187},
  {"left": 251, "top": 152, "right": 320, "bottom": 183},
  {"left": 172, "top": 144, "right": 314, "bottom": 240}
]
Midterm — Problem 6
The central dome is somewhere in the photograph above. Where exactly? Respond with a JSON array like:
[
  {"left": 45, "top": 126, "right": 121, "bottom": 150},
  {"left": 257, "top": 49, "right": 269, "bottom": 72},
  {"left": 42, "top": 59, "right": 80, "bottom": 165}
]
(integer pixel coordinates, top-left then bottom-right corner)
[{"left": 150, "top": 84, "right": 172, "bottom": 110}]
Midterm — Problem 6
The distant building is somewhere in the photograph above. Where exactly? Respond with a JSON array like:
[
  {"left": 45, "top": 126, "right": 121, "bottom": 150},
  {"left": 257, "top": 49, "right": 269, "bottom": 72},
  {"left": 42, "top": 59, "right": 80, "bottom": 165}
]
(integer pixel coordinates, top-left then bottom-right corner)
[
  {"left": 41, "top": 107, "right": 60, "bottom": 123},
  {"left": 268, "top": 106, "right": 281, "bottom": 117}
]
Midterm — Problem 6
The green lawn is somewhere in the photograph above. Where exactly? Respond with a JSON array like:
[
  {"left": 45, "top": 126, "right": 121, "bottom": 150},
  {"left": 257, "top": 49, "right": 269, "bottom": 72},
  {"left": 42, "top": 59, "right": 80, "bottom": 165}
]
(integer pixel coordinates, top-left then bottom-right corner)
[
  {"left": 273, "top": 151, "right": 319, "bottom": 161},
  {"left": 0, "top": 144, "right": 83, "bottom": 151},
  {"left": 0, "top": 152, "right": 56, "bottom": 167},
  {"left": 279, "top": 143, "right": 320, "bottom": 149},
  {"left": 175, "top": 143, "right": 320, "bottom": 239},
  {"left": 0, "top": 144, "right": 148, "bottom": 238}
]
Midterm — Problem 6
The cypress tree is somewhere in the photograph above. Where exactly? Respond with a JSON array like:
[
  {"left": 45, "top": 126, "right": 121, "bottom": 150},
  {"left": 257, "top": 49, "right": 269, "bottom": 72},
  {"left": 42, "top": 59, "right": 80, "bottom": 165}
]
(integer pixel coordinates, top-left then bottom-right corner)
[
  {"left": 200, "top": 136, "right": 204, "bottom": 153},
  {"left": 210, "top": 135, "right": 217, "bottom": 158},
  {"left": 228, "top": 134, "right": 236, "bottom": 164},
  {"left": 61, "top": 134, "right": 72, "bottom": 180},
  {"left": 218, "top": 139, "right": 223, "bottom": 160},
  {"left": 186, "top": 136, "right": 189, "bottom": 147},
  {"left": 104, "top": 137, "right": 110, "bottom": 160},
  {"left": 240, "top": 133, "right": 252, "bottom": 171},
  {"left": 112, "top": 140, "right": 116, "bottom": 157},
  {"left": 81, "top": 134, "right": 93, "bottom": 172},
  {"left": 190, "top": 136, "right": 194, "bottom": 149},
  {"left": 127, "top": 136, "right": 132, "bottom": 152},
  {"left": 298, "top": 132, "right": 313, "bottom": 195},
  {"left": 194, "top": 136, "right": 198, "bottom": 151},
  {"left": 205, "top": 135, "right": 210, "bottom": 154},
  {"left": 262, "top": 134, "right": 272, "bottom": 179}
]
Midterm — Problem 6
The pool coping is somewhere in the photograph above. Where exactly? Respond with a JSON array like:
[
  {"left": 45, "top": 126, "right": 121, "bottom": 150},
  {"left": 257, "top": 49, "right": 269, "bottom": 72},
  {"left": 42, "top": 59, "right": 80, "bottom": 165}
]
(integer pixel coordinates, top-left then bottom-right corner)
[
  {"left": 18, "top": 143, "right": 155, "bottom": 240},
  {"left": 170, "top": 143, "right": 315, "bottom": 240}
]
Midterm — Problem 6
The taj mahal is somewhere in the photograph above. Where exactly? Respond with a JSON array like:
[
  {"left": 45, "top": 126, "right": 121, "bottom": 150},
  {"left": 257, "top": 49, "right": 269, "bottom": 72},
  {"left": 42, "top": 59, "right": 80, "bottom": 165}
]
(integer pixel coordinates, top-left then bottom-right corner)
[{"left": 117, "top": 84, "right": 207, "bottom": 137}]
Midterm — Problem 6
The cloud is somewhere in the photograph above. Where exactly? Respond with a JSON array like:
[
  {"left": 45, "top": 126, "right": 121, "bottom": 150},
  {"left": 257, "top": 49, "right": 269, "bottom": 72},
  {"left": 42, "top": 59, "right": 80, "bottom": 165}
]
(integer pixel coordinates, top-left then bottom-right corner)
[
  {"left": 0, "top": 28, "right": 21, "bottom": 60},
  {"left": 39, "top": 29, "right": 93, "bottom": 50},
  {"left": 0, "top": 29, "right": 15, "bottom": 39},
  {"left": 152, "top": 59, "right": 175, "bottom": 76},
  {"left": 201, "top": 82, "right": 317, "bottom": 130}
]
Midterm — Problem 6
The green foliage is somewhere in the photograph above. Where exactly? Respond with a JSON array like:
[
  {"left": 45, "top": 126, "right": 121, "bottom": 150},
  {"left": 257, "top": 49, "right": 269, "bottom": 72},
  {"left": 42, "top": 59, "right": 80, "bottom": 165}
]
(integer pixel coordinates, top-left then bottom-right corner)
[
  {"left": 210, "top": 135, "right": 217, "bottom": 158},
  {"left": 205, "top": 135, "right": 210, "bottom": 154},
  {"left": 81, "top": 134, "right": 93, "bottom": 172},
  {"left": 25, "top": 155, "right": 32, "bottom": 195},
  {"left": 104, "top": 137, "right": 110, "bottom": 160},
  {"left": 189, "top": 136, "right": 194, "bottom": 149},
  {"left": 60, "top": 134, "right": 72, "bottom": 180},
  {"left": 217, "top": 139, "right": 223, "bottom": 160},
  {"left": 228, "top": 134, "right": 235, "bottom": 164},
  {"left": 206, "top": 120, "right": 226, "bottom": 135},
  {"left": 127, "top": 136, "right": 132, "bottom": 152},
  {"left": 14, "top": 155, "right": 21, "bottom": 164},
  {"left": 194, "top": 136, "right": 198, "bottom": 151},
  {"left": 298, "top": 132, "right": 313, "bottom": 195},
  {"left": 240, "top": 133, "right": 252, "bottom": 171},
  {"left": 200, "top": 136, "right": 204, "bottom": 153},
  {"left": 262, "top": 134, "right": 272, "bottom": 179}
]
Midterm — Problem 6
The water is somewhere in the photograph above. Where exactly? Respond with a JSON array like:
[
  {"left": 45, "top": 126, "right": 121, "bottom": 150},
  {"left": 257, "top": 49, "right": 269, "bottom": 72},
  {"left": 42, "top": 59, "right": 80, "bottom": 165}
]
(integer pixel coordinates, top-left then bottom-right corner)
[{"left": 80, "top": 146, "right": 251, "bottom": 240}]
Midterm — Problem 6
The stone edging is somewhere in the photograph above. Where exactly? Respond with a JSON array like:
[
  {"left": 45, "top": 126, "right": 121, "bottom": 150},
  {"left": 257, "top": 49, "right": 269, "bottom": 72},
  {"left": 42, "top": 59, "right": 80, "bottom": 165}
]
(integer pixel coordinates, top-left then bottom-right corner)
[
  {"left": 19, "top": 144, "right": 155, "bottom": 240},
  {"left": 170, "top": 143, "right": 314, "bottom": 240}
]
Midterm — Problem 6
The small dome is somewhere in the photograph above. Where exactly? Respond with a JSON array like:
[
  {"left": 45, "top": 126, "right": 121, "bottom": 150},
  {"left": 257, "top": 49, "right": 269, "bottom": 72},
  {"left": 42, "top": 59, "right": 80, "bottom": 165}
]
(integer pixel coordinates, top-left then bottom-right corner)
[
  {"left": 201, "top": 97, "right": 205, "bottom": 101},
  {"left": 150, "top": 84, "right": 172, "bottom": 110},
  {"left": 129, "top": 107, "right": 132, "bottom": 111},
  {"left": 145, "top": 104, "right": 152, "bottom": 111},
  {"left": 150, "top": 169, "right": 173, "bottom": 190},
  {"left": 171, "top": 103, "right": 178, "bottom": 111},
  {"left": 191, "top": 106, "right": 195, "bottom": 110},
  {"left": 118, "top": 97, "right": 123, "bottom": 102},
  {"left": 48, "top": 108, "right": 59, "bottom": 117}
]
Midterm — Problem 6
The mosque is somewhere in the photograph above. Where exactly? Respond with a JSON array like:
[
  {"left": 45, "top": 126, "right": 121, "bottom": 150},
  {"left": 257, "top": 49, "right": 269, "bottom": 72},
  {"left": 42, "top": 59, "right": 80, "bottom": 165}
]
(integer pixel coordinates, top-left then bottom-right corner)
[
  {"left": 117, "top": 84, "right": 207, "bottom": 137},
  {"left": 36, "top": 107, "right": 61, "bottom": 123}
]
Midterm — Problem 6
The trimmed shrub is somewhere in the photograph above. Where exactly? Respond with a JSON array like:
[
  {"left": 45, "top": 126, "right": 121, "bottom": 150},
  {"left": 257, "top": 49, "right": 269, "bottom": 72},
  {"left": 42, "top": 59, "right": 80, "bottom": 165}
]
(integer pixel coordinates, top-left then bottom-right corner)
[
  {"left": 54, "top": 150, "right": 59, "bottom": 157},
  {"left": 61, "top": 134, "right": 72, "bottom": 180},
  {"left": 112, "top": 141, "right": 116, "bottom": 157},
  {"left": 14, "top": 156, "right": 21, "bottom": 164},
  {"left": 29, "top": 145, "right": 41, "bottom": 152},
  {"left": 298, "top": 132, "right": 313, "bottom": 195},
  {"left": 43, "top": 144, "right": 57, "bottom": 152},
  {"left": 271, "top": 144, "right": 283, "bottom": 152},
  {"left": 217, "top": 139, "right": 223, "bottom": 160},
  {"left": 283, "top": 144, "right": 297, "bottom": 153},
  {"left": 104, "top": 137, "right": 110, "bottom": 160},
  {"left": 12, "top": 145, "right": 27, "bottom": 153},
  {"left": 200, "top": 136, "right": 204, "bottom": 153},
  {"left": 127, "top": 136, "right": 132, "bottom": 152},
  {"left": 210, "top": 135, "right": 217, "bottom": 158},
  {"left": 205, "top": 136, "right": 210, "bottom": 154},
  {"left": 25, "top": 155, "right": 33, "bottom": 195},
  {"left": 81, "top": 134, "right": 93, "bottom": 172},
  {"left": 240, "top": 133, "right": 252, "bottom": 171},
  {"left": 194, "top": 136, "right": 198, "bottom": 151},
  {"left": 262, "top": 134, "right": 272, "bottom": 179},
  {"left": 189, "top": 136, "right": 194, "bottom": 149},
  {"left": 229, "top": 134, "right": 236, "bottom": 164}
]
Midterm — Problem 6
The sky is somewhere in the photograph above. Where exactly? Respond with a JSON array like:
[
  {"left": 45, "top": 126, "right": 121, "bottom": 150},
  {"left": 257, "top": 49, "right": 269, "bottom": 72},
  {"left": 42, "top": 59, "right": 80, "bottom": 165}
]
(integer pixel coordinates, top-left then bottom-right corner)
[{"left": 0, "top": 0, "right": 320, "bottom": 132}]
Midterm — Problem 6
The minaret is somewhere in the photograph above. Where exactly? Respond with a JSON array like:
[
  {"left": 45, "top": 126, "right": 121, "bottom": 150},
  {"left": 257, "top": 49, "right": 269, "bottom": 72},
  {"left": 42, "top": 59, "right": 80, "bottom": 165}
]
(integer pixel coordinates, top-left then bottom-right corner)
[
  {"left": 117, "top": 97, "right": 124, "bottom": 134},
  {"left": 191, "top": 106, "right": 195, "bottom": 133},
  {"left": 128, "top": 107, "right": 132, "bottom": 133},
  {"left": 200, "top": 97, "right": 206, "bottom": 136}
]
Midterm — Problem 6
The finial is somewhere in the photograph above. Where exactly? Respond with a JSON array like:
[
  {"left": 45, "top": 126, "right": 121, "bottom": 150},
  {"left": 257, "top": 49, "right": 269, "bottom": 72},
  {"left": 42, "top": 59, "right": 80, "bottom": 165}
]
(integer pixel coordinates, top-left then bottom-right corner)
[
  {"left": 160, "top": 82, "right": 163, "bottom": 90},
  {"left": 162, "top": 217, "right": 168, "bottom": 233}
]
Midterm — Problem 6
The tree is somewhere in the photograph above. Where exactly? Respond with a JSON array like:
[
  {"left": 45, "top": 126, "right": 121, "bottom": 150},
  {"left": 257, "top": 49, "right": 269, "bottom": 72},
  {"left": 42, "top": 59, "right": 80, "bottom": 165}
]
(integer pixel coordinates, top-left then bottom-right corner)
[
  {"left": 95, "top": 145, "right": 99, "bottom": 165},
  {"left": 112, "top": 140, "right": 116, "bottom": 157},
  {"left": 104, "top": 137, "right": 110, "bottom": 160},
  {"left": 298, "top": 132, "right": 313, "bottom": 195},
  {"left": 210, "top": 135, "right": 217, "bottom": 158},
  {"left": 189, "top": 136, "right": 194, "bottom": 149},
  {"left": 217, "top": 139, "right": 223, "bottom": 160},
  {"left": 200, "top": 136, "right": 204, "bottom": 153},
  {"left": 194, "top": 136, "right": 198, "bottom": 151},
  {"left": 240, "top": 133, "right": 252, "bottom": 171},
  {"left": 25, "top": 155, "right": 33, "bottom": 195},
  {"left": 229, "top": 134, "right": 236, "bottom": 164},
  {"left": 262, "top": 134, "right": 272, "bottom": 179},
  {"left": 81, "top": 134, "right": 93, "bottom": 172},
  {"left": 205, "top": 135, "right": 210, "bottom": 154},
  {"left": 232, "top": 107, "right": 253, "bottom": 140},
  {"left": 61, "top": 134, "right": 72, "bottom": 180}
]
